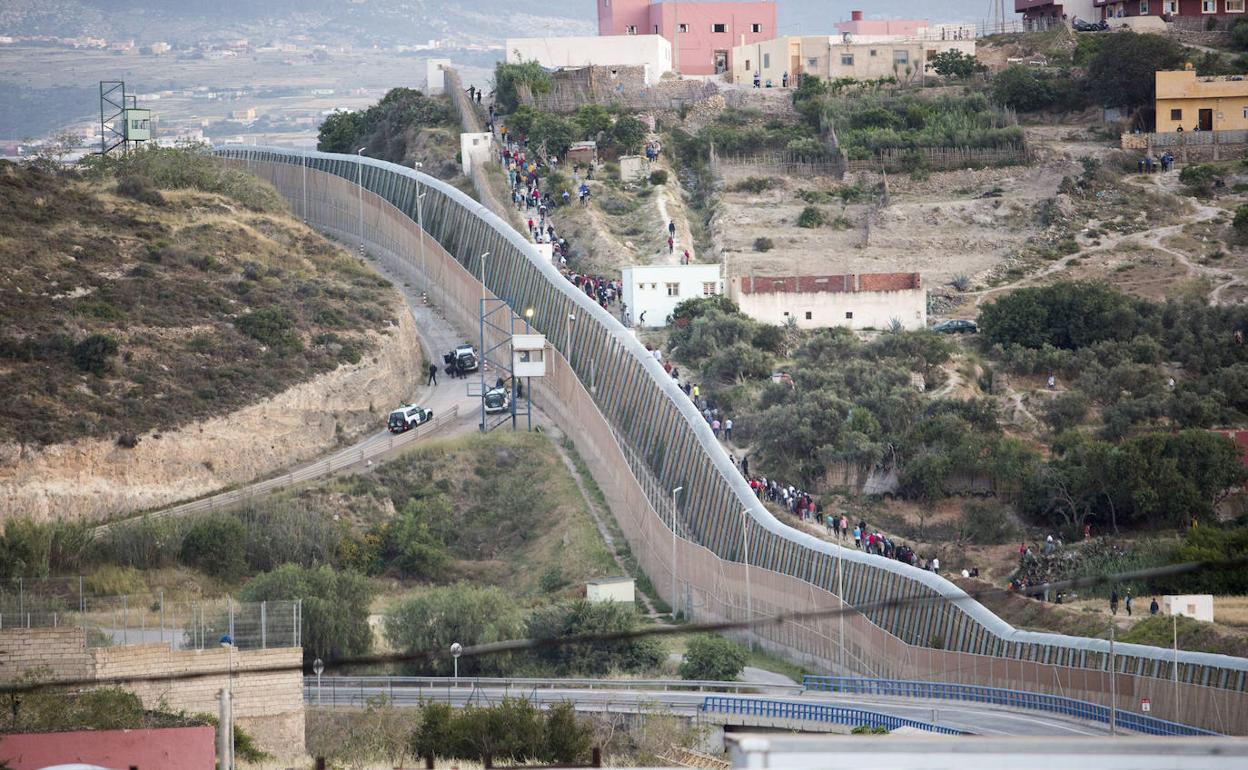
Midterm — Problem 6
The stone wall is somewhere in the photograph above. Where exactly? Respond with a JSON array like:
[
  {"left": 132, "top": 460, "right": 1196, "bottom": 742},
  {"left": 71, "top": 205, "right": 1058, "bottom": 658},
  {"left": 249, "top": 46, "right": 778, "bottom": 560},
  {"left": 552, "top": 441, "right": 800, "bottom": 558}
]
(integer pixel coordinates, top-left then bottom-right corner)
[{"left": 0, "top": 628, "right": 304, "bottom": 758}]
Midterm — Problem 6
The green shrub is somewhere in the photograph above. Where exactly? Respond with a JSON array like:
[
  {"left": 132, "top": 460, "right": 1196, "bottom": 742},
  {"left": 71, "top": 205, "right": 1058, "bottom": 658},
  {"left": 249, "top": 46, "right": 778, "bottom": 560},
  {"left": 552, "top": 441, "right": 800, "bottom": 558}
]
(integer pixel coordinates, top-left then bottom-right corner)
[
  {"left": 409, "top": 699, "right": 593, "bottom": 764},
  {"left": 731, "top": 176, "right": 779, "bottom": 193},
  {"left": 753, "top": 236, "right": 775, "bottom": 252},
  {"left": 649, "top": 169, "right": 669, "bottom": 185},
  {"left": 240, "top": 564, "right": 374, "bottom": 662},
  {"left": 1180, "top": 164, "right": 1219, "bottom": 197},
  {"left": 115, "top": 175, "right": 165, "bottom": 206},
  {"left": 1043, "top": 391, "right": 1091, "bottom": 433},
  {"left": 72, "top": 333, "right": 118, "bottom": 375},
  {"left": 958, "top": 502, "right": 1020, "bottom": 545},
  {"left": 525, "top": 600, "right": 664, "bottom": 676},
  {"left": 679, "top": 634, "right": 748, "bottom": 681},
  {"left": 384, "top": 584, "right": 524, "bottom": 676},
  {"left": 235, "top": 306, "right": 301, "bottom": 352},
  {"left": 179, "top": 514, "right": 247, "bottom": 578},
  {"left": 1232, "top": 205, "right": 1248, "bottom": 240},
  {"left": 796, "top": 206, "right": 825, "bottom": 228}
]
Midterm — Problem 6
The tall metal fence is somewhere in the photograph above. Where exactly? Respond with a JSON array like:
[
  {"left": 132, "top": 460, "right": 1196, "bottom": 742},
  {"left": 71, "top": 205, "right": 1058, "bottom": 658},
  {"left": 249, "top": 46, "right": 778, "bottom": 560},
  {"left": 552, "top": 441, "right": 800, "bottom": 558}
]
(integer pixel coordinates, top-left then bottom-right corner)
[
  {"left": 212, "top": 146, "right": 1248, "bottom": 734},
  {"left": 0, "top": 578, "right": 300, "bottom": 650}
]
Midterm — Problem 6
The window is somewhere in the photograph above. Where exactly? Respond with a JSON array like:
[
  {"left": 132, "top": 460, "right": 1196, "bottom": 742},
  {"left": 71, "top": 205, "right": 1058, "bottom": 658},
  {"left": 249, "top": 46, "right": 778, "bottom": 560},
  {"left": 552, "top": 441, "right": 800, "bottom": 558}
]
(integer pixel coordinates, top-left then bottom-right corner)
[
  {"left": 805, "top": 311, "right": 813, "bottom": 320},
  {"left": 870, "top": 48, "right": 877, "bottom": 57},
  {"left": 807, "top": 57, "right": 818, "bottom": 67},
  {"left": 751, "top": 23, "right": 762, "bottom": 33},
  {"left": 702, "top": 282, "right": 718, "bottom": 296},
  {"left": 650, "top": 282, "right": 658, "bottom": 289},
  {"left": 745, "top": 59, "right": 751, "bottom": 71},
  {"left": 1171, "top": 108, "right": 1183, "bottom": 120},
  {"left": 1139, "top": 0, "right": 1149, "bottom": 12},
  {"left": 841, "top": 53, "right": 854, "bottom": 66},
  {"left": 712, "top": 23, "right": 727, "bottom": 33},
  {"left": 653, "top": 25, "right": 659, "bottom": 33},
  {"left": 1163, "top": 0, "right": 1177, "bottom": 11},
  {"left": 625, "top": 25, "right": 637, "bottom": 34},
  {"left": 666, "top": 282, "right": 680, "bottom": 297},
  {"left": 845, "top": 311, "right": 853, "bottom": 319},
  {"left": 637, "top": 283, "right": 646, "bottom": 291},
  {"left": 763, "top": 53, "right": 770, "bottom": 68},
  {"left": 1229, "top": 0, "right": 1245, "bottom": 11},
  {"left": 893, "top": 50, "right": 909, "bottom": 65},
  {"left": 678, "top": 23, "right": 689, "bottom": 33},
  {"left": 1203, "top": 0, "right": 1217, "bottom": 12}
]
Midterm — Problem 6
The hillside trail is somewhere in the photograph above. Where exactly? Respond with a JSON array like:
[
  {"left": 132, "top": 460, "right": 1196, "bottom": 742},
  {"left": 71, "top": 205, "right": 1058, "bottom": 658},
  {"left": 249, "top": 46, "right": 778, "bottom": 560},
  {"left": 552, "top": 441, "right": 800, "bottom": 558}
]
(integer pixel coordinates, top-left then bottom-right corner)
[
  {"left": 547, "top": 425, "right": 662, "bottom": 619},
  {"left": 971, "top": 171, "right": 1230, "bottom": 306},
  {"left": 651, "top": 152, "right": 696, "bottom": 266}
]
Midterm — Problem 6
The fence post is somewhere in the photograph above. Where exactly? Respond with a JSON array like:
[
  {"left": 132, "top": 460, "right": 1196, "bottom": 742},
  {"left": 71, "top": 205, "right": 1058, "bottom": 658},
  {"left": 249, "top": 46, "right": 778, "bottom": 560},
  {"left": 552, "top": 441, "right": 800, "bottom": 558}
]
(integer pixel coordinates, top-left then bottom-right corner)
[
  {"left": 261, "top": 601, "right": 267, "bottom": 649},
  {"left": 160, "top": 591, "right": 165, "bottom": 644},
  {"left": 228, "top": 597, "right": 235, "bottom": 645}
]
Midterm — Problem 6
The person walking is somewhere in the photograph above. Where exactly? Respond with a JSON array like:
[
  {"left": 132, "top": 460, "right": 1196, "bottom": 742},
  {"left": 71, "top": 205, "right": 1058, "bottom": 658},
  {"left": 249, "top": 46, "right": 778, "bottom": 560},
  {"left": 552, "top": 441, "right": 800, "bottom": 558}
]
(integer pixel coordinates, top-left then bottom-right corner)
[
  {"left": 711, "top": 418, "right": 721, "bottom": 438},
  {"left": 427, "top": 362, "right": 438, "bottom": 386},
  {"left": 1125, "top": 592, "right": 1133, "bottom": 617},
  {"left": 667, "top": 235, "right": 674, "bottom": 254},
  {"left": 682, "top": 248, "right": 691, "bottom": 265},
  {"left": 724, "top": 417, "right": 733, "bottom": 442},
  {"left": 668, "top": 220, "right": 676, "bottom": 238},
  {"left": 1150, "top": 597, "right": 1160, "bottom": 616},
  {"left": 1110, "top": 590, "right": 1120, "bottom": 616}
]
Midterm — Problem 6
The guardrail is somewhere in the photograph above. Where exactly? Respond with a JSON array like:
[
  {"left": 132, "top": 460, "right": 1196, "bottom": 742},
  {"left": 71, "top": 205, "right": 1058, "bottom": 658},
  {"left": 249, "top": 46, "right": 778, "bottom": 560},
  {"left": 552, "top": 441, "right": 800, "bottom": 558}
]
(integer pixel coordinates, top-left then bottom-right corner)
[
  {"left": 94, "top": 405, "right": 458, "bottom": 536},
  {"left": 803, "top": 676, "right": 1219, "bottom": 737},
  {"left": 700, "top": 696, "right": 965, "bottom": 735},
  {"left": 304, "top": 675, "right": 801, "bottom": 696}
]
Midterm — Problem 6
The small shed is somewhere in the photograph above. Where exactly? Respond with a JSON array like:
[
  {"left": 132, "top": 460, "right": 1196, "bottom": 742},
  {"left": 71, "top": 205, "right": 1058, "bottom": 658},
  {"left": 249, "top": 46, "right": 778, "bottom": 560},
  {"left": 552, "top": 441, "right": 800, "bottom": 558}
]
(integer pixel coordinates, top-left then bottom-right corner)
[
  {"left": 566, "top": 141, "right": 597, "bottom": 166},
  {"left": 586, "top": 577, "right": 635, "bottom": 604}
]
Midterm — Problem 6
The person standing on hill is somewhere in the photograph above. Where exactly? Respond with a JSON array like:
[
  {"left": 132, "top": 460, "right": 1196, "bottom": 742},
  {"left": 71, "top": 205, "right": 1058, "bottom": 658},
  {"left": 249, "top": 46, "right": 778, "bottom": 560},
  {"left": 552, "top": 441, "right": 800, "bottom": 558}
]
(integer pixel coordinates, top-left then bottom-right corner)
[
  {"left": 427, "top": 363, "right": 438, "bottom": 386},
  {"left": 668, "top": 220, "right": 676, "bottom": 238},
  {"left": 1110, "top": 590, "right": 1120, "bottom": 616}
]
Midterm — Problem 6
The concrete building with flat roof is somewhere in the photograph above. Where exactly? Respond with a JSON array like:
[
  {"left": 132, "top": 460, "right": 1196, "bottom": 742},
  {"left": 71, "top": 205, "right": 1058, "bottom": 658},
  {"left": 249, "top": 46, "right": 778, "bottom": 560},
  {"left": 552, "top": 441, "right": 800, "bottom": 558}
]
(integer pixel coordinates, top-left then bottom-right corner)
[
  {"left": 597, "top": 0, "right": 777, "bottom": 76},
  {"left": 731, "top": 35, "right": 976, "bottom": 87},
  {"left": 731, "top": 273, "right": 926, "bottom": 331},
  {"left": 505, "top": 34, "right": 672, "bottom": 85}
]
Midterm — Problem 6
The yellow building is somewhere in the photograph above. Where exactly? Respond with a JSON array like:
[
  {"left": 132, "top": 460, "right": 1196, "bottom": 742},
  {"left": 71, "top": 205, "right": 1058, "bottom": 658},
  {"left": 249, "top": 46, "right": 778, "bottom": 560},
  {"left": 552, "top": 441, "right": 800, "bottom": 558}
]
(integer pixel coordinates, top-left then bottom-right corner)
[{"left": 1156, "top": 69, "right": 1248, "bottom": 134}]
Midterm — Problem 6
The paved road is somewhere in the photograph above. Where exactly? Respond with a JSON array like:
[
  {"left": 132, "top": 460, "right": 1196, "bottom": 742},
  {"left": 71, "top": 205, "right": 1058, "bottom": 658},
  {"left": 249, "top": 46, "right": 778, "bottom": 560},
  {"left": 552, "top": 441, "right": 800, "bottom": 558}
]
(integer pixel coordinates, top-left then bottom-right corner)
[{"left": 306, "top": 681, "right": 1113, "bottom": 737}]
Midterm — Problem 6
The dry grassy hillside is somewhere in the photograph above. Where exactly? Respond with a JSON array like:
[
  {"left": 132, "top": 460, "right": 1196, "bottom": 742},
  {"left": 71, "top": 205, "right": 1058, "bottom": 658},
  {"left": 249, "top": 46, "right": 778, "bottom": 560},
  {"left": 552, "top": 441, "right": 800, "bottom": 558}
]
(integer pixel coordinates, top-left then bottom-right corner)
[{"left": 0, "top": 151, "right": 397, "bottom": 446}]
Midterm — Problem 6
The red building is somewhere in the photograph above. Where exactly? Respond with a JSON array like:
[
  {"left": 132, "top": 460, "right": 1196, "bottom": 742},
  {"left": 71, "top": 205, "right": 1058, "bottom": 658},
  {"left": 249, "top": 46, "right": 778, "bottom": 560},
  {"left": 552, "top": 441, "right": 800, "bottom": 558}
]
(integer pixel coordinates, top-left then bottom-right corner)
[
  {"left": 1095, "top": 0, "right": 1247, "bottom": 19},
  {"left": 0, "top": 726, "right": 216, "bottom": 770},
  {"left": 597, "top": 0, "right": 777, "bottom": 76}
]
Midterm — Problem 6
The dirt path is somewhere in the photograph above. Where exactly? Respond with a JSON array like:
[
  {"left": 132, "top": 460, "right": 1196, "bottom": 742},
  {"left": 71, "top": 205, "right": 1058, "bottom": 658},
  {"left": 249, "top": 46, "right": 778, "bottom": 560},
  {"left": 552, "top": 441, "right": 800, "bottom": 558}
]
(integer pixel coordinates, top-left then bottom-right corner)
[
  {"left": 548, "top": 426, "right": 661, "bottom": 618},
  {"left": 653, "top": 154, "right": 696, "bottom": 266},
  {"left": 970, "top": 172, "right": 1234, "bottom": 306}
]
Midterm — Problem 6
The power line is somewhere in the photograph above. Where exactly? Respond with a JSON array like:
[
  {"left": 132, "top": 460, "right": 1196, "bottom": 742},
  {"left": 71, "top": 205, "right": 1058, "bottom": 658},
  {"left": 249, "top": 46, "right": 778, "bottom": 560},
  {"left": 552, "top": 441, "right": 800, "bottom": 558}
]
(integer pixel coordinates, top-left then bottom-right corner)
[{"left": 3, "top": 554, "right": 1243, "bottom": 697}]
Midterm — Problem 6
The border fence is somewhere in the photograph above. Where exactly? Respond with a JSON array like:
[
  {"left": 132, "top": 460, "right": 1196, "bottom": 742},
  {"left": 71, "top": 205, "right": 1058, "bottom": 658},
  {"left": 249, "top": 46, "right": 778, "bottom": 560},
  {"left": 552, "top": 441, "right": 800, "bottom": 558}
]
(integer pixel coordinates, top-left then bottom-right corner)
[
  {"left": 0, "top": 578, "right": 299, "bottom": 650},
  {"left": 211, "top": 145, "right": 1248, "bottom": 735}
]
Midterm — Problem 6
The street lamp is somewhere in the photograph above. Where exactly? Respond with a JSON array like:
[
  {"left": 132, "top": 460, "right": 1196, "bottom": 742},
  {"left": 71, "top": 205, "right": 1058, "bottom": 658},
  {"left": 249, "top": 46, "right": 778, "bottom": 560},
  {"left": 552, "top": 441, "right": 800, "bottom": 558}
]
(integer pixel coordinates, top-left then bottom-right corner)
[
  {"left": 671, "top": 486, "right": 684, "bottom": 619},
  {"left": 312, "top": 657, "right": 324, "bottom": 706},
  {"left": 413, "top": 161, "right": 428, "bottom": 299},
  {"left": 356, "top": 147, "right": 366, "bottom": 257},
  {"left": 450, "top": 642, "right": 462, "bottom": 683},
  {"left": 741, "top": 508, "right": 754, "bottom": 652}
]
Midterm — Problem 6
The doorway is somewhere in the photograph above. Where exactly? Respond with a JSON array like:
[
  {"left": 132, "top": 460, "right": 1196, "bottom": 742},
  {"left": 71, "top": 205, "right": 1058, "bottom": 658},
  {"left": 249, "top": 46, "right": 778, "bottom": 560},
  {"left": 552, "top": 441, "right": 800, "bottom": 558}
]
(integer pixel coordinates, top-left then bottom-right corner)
[
  {"left": 714, "top": 50, "right": 728, "bottom": 74},
  {"left": 1199, "top": 108, "right": 1214, "bottom": 131}
]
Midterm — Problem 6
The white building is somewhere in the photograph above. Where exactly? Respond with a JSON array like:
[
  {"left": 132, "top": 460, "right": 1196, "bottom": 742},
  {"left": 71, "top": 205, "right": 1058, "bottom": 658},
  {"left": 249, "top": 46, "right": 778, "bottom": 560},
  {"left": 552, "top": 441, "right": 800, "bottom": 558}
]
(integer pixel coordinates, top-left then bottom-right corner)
[
  {"left": 622, "top": 264, "right": 722, "bottom": 328},
  {"left": 731, "top": 273, "right": 926, "bottom": 331},
  {"left": 504, "top": 34, "right": 672, "bottom": 85},
  {"left": 732, "top": 35, "right": 975, "bottom": 86},
  {"left": 1163, "top": 594, "right": 1214, "bottom": 623},
  {"left": 586, "top": 577, "right": 635, "bottom": 604}
]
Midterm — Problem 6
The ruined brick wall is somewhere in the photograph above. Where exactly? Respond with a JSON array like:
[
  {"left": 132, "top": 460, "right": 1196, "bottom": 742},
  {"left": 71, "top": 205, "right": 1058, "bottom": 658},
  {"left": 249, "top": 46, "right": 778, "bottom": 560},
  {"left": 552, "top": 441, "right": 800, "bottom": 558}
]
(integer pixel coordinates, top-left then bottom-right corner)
[{"left": 0, "top": 628, "right": 304, "bottom": 758}]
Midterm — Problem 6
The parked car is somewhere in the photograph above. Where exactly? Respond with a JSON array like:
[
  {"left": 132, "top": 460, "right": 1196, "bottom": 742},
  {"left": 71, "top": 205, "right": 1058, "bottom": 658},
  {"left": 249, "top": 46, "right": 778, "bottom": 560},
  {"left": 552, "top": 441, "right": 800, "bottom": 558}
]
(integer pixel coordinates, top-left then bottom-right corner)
[
  {"left": 387, "top": 403, "right": 434, "bottom": 433},
  {"left": 932, "top": 319, "right": 978, "bottom": 334},
  {"left": 483, "top": 385, "right": 511, "bottom": 414},
  {"left": 453, "top": 344, "right": 479, "bottom": 372},
  {"left": 1072, "top": 17, "right": 1109, "bottom": 32}
]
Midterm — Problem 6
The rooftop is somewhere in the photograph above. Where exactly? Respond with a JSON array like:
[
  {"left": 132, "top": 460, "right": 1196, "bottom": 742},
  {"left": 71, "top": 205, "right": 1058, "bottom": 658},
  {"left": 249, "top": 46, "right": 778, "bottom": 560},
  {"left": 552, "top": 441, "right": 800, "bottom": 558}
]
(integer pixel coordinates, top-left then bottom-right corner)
[{"left": 739, "top": 273, "right": 922, "bottom": 295}]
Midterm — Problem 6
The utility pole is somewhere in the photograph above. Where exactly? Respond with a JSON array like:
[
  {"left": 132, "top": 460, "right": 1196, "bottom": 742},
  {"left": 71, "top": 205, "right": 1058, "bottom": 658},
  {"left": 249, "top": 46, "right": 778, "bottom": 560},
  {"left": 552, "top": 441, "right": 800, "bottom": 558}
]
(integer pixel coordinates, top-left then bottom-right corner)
[
  {"left": 356, "top": 147, "right": 366, "bottom": 256},
  {"left": 1173, "top": 611, "right": 1180, "bottom": 721},
  {"left": 741, "top": 508, "right": 754, "bottom": 652},
  {"left": 670, "top": 486, "right": 684, "bottom": 618},
  {"left": 837, "top": 545, "right": 846, "bottom": 673},
  {"left": 413, "top": 162, "right": 428, "bottom": 300},
  {"left": 217, "top": 689, "right": 233, "bottom": 770}
]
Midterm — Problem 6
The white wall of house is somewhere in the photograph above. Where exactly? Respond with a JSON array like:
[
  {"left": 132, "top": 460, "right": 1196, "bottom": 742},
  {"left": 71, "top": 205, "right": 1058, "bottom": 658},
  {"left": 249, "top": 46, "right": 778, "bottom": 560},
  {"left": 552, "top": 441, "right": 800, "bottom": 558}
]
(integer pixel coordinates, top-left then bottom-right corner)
[
  {"left": 622, "top": 264, "right": 722, "bottom": 328},
  {"left": 732, "top": 36, "right": 976, "bottom": 85},
  {"left": 586, "top": 577, "right": 636, "bottom": 604},
  {"left": 1163, "top": 594, "right": 1215, "bottom": 623},
  {"left": 504, "top": 35, "right": 672, "bottom": 85},
  {"left": 735, "top": 288, "right": 927, "bottom": 331}
]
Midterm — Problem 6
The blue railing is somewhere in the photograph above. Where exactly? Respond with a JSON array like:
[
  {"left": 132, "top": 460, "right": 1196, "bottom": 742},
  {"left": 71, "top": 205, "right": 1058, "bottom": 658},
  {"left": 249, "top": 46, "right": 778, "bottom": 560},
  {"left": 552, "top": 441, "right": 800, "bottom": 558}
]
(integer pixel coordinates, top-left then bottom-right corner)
[
  {"left": 700, "top": 695, "right": 965, "bottom": 735},
  {"left": 802, "top": 676, "right": 1220, "bottom": 737}
]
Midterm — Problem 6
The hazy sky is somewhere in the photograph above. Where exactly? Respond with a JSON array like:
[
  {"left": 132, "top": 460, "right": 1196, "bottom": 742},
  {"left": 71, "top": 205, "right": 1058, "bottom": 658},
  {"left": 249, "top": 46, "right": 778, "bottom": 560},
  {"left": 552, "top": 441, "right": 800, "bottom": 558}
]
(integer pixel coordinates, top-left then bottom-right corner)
[{"left": 780, "top": 0, "right": 1003, "bottom": 31}]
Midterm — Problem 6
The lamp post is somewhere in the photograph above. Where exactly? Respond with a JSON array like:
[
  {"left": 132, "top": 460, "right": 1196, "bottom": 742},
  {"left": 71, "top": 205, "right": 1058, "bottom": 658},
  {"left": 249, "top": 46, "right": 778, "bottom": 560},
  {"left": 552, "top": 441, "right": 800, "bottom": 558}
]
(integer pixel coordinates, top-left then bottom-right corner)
[
  {"left": 671, "top": 486, "right": 684, "bottom": 619},
  {"left": 478, "top": 252, "right": 490, "bottom": 433},
  {"left": 413, "top": 161, "right": 428, "bottom": 299},
  {"left": 355, "top": 147, "right": 366, "bottom": 257},
  {"left": 313, "top": 657, "right": 324, "bottom": 706},
  {"left": 450, "top": 642, "right": 462, "bottom": 683},
  {"left": 523, "top": 307, "right": 535, "bottom": 431},
  {"left": 301, "top": 149, "right": 308, "bottom": 224},
  {"left": 741, "top": 508, "right": 754, "bottom": 652}
]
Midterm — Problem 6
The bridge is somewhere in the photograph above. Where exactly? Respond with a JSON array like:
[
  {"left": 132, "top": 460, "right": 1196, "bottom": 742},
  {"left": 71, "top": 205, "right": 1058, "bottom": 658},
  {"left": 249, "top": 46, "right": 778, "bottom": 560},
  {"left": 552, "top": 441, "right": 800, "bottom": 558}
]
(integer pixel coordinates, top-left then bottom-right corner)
[{"left": 216, "top": 145, "right": 1248, "bottom": 736}]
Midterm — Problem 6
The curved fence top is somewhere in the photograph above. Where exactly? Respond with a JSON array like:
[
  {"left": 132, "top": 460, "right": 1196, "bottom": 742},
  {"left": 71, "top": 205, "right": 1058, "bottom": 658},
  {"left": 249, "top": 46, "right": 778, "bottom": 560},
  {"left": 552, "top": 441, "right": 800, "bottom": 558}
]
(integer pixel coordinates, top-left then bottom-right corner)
[{"left": 214, "top": 145, "right": 1248, "bottom": 681}]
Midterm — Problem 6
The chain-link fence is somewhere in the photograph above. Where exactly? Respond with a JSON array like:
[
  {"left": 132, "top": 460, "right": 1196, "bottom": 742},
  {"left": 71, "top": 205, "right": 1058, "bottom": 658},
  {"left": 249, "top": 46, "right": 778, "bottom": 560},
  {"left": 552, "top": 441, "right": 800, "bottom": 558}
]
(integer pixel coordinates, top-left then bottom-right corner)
[{"left": 0, "top": 578, "right": 300, "bottom": 650}]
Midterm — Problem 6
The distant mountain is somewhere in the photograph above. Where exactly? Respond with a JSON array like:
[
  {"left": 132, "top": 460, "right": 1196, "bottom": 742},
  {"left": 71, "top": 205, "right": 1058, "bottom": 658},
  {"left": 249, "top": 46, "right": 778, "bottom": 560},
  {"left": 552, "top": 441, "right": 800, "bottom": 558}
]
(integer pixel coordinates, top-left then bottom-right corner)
[{"left": 1, "top": 0, "right": 1019, "bottom": 45}]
